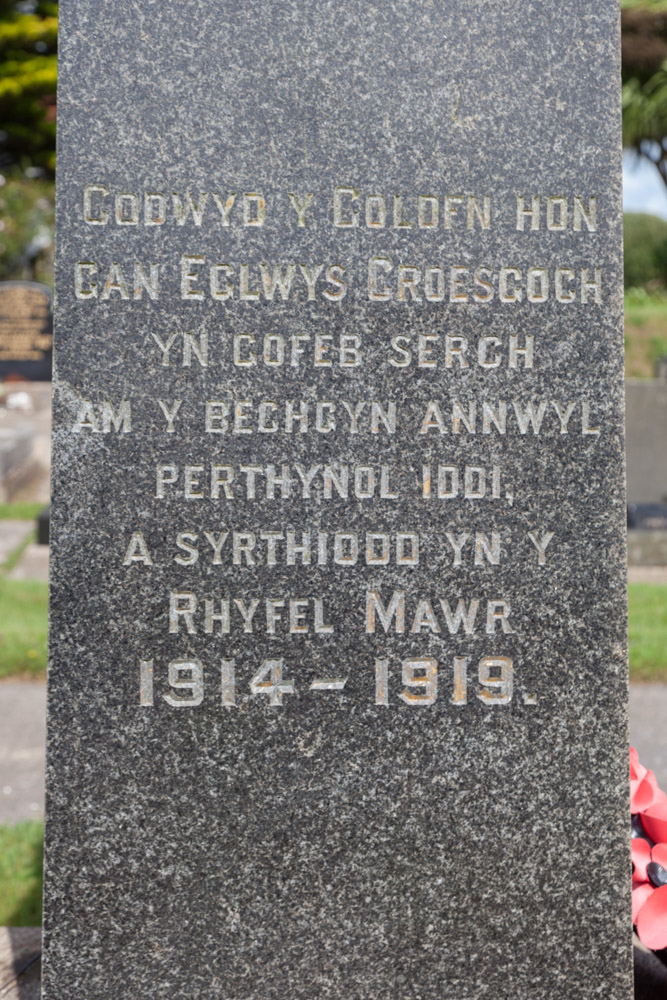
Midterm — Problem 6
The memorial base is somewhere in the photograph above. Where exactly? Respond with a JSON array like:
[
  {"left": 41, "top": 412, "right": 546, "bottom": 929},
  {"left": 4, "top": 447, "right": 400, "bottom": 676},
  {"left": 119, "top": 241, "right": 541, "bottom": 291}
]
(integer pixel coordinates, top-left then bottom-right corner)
[{"left": 2, "top": 927, "right": 666, "bottom": 1000}]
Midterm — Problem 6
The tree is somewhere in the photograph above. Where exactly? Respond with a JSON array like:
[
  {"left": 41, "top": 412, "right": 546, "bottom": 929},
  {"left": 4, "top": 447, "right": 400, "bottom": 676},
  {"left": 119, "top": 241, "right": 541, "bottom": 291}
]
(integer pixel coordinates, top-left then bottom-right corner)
[
  {"left": 622, "top": 0, "right": 667, "bottom": 186},
  {"left": 0, "top": 1, "right": 57, "bottom": 176}
]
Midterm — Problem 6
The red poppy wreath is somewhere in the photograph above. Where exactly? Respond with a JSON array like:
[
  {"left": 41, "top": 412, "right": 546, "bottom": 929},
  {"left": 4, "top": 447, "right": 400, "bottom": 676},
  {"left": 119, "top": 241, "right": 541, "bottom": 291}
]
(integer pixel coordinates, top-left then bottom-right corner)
[{"left": 631, "top": 746, "right": 667, "bottom": 955}]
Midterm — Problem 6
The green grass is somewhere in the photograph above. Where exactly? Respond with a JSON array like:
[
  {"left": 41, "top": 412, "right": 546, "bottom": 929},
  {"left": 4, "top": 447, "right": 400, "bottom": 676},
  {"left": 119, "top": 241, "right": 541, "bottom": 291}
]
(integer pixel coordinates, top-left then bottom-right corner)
[
  {"left": 0, "top": 502, "right": 44, "bottom": 522},
  {"left": 0, "top": 578, "right": 48, "bottom": 679},
  {"left": 624, "top": 289, "right": 667, "bottom": 327},
  {"left": 625, "top": 290, "right": 667, "bottom": 377},
  {"left": 622, "top": 0, "right": 667, "bottom": 10},
  {"left": 628, "top": 583, "right": 667, "bottom": 681},
  {"left": 2, "top": 529, "right": 36, "bottom": 574},
  {"left": 0, "top": 821, "right": 43, "bottom": 925}
]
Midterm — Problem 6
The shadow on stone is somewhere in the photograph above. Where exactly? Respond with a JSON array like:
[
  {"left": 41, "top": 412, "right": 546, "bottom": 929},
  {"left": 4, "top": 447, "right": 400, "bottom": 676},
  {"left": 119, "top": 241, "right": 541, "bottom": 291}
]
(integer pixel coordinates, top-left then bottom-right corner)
[
  {"left": 634, "top": 944, "right": 667, "bottom": 1000},
  {"left": 0, "top": 928, "right": 41, "bottom": 1000},
  {"left": 3, "top": 827, "right": 43, "bottom": 928}
]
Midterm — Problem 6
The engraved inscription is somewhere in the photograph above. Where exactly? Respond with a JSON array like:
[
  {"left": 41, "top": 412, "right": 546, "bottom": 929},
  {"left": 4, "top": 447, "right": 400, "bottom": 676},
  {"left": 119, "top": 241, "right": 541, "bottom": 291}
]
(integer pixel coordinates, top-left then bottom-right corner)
[
  {"left": 139, "top": 654, "right": 527, "bottom": 709},
  {"left": 68, "top": 179, "right": 611, "bottom": 718}
]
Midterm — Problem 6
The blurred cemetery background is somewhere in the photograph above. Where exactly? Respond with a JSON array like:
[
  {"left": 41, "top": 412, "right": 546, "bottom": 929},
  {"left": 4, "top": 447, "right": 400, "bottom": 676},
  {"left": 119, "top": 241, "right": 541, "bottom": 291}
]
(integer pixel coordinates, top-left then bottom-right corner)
[{"left": 0, "top": 0, "right": 666, "bottom": 961}]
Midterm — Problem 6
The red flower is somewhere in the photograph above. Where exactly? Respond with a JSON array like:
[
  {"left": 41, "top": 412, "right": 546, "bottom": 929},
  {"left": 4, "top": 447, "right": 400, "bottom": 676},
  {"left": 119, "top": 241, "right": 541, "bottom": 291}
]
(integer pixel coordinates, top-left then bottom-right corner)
[
  {"left": 630, "top": 746, "right": 667, "bottom": 816},
  {"left": 631, "top": 747, "right": 667, "bottom": 950}
]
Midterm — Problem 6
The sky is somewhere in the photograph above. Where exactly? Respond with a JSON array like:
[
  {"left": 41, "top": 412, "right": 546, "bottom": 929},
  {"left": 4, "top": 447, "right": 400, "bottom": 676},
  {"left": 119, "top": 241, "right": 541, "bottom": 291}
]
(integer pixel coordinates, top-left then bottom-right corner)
[{"left": 623, "top": 151, "right": 667, "bottom": 219}]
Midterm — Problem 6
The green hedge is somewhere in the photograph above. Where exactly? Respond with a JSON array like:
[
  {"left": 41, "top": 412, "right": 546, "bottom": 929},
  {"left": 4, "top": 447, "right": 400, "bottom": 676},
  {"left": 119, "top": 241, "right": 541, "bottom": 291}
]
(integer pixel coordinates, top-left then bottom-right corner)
[{"left": 624, "top": 212, "right": 667, "bottom": 290}]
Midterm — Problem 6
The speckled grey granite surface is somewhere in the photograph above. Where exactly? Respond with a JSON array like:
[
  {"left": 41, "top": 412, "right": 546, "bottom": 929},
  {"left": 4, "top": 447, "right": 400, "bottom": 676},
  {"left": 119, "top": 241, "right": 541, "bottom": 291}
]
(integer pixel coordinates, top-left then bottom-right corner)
[{"left": 44, "top": 2, "right": 631, "bottom": 997}]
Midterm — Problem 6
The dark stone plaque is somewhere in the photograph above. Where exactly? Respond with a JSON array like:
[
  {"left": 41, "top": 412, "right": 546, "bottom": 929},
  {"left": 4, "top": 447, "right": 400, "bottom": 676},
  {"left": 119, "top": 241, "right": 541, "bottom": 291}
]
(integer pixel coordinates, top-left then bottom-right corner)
[
  {"left": 44, "top": 2, "right": 631, "bottom": 998},
  {"left": 0, "top": 281, "right": 52, "bottom": 381}
]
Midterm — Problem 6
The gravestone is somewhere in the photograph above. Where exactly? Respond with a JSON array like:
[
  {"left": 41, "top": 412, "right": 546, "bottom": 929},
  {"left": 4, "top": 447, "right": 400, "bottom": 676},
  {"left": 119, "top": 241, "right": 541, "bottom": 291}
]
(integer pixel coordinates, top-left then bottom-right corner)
[
  {"left": 44, "top": 2, "right": 631, "bottom": 998},
  {"left": 0, "top": 281, "right": 52, "bottom": 381},
  {"left": 626, "top": 366, "right": 667, "bottom": 505}
]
